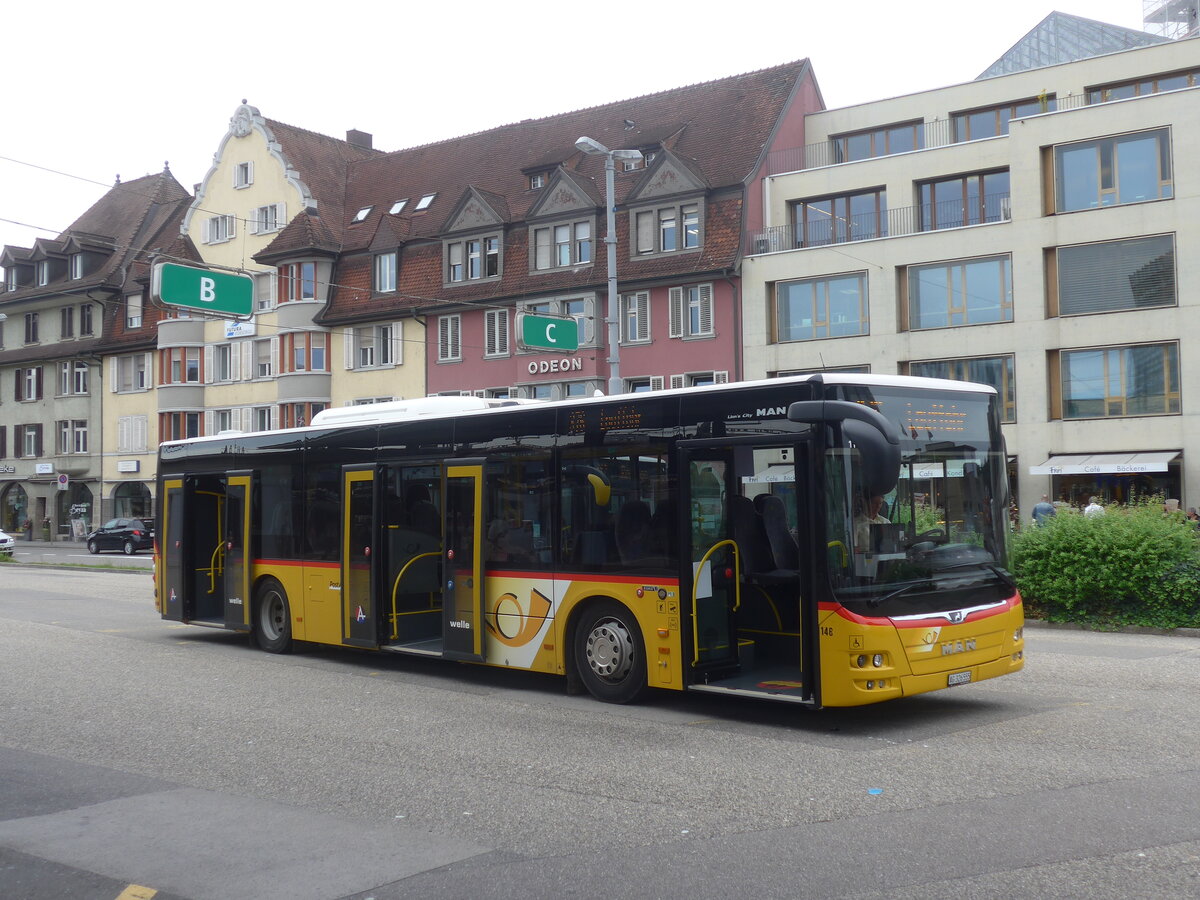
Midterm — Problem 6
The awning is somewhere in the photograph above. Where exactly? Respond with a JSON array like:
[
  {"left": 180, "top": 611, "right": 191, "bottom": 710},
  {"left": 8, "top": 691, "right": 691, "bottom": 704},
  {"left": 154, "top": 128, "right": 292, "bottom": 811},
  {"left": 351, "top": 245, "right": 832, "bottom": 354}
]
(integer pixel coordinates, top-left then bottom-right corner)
[{"left": 1028, "top": 451, "right": 1179, "bottom": 476}]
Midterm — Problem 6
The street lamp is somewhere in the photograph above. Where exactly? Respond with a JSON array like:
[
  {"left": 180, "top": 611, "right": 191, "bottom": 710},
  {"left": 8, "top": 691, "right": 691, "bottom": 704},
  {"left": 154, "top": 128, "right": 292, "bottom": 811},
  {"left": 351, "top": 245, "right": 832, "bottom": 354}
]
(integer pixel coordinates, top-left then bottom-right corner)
[{"left": 575, "top": 136, "right": 642, "bottom": 395}]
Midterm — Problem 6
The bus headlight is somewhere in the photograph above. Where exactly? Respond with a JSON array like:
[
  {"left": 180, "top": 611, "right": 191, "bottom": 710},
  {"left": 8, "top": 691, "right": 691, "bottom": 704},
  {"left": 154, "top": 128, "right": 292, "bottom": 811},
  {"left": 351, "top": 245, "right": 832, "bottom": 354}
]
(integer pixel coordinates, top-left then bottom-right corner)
[
  {"left": 856, "top": 654, "right": 868, "bottom": 668},
  {"left": 1014, "top": 627, "right": 1023, "bottom": 642},
  {"left": 872, "top": 653, "right": 884, "bottom": 667}
]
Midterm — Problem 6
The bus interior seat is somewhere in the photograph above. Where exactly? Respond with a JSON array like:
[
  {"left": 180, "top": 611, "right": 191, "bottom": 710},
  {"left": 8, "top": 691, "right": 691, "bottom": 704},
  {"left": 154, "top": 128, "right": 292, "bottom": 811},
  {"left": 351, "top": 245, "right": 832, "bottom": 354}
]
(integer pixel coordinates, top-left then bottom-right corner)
[
  {"left": 730, "top": 495, "right": 774, "bottom": 575},
  {"left": 756, "top": 494, "right": 799, "bottom": 570},
  {"left": 615, "top": 500, "right": 652, "bottom": 564}
]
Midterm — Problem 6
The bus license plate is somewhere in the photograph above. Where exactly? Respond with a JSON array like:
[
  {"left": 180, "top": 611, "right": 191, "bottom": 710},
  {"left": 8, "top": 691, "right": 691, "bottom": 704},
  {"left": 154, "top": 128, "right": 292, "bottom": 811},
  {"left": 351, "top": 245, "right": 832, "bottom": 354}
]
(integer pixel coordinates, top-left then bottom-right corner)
[{"left": 947, "top": 671, "right": 972, "bottom": 687}]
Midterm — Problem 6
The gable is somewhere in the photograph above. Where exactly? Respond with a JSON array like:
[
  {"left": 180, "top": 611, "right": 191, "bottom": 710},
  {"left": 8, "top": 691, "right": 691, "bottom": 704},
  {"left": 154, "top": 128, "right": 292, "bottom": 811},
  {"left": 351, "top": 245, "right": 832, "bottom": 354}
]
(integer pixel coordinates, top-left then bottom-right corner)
[
  {"left": 626, "top": 152, "right": 707, "bottom": 204},
  {"left": 444, "top": 188, "right": 506, "bottom": 234},
  {"left": 526, "top": 174, "right": 594, "bottom": 221}
]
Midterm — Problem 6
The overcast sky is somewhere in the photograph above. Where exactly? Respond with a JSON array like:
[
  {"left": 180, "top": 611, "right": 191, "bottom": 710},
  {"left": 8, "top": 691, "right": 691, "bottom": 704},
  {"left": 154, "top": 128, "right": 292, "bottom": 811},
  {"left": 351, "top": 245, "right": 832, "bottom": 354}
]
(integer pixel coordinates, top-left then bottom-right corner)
[{"left": 0, "top": 0, "right": 1152, "bottom": 253}]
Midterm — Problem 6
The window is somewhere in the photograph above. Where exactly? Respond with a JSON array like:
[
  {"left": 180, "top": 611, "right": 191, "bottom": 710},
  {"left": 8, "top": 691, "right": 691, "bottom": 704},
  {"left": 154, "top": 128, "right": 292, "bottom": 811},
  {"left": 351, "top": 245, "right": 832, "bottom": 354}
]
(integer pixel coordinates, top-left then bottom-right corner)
[
  {"left": 60, "top": 306, "right": 74, "bottom": 339},
  {"left": 952, "top": 97, "right": 1054, "bottom": 141},
  {"left": 351, "top": 206, "right": 372, "bottom": 224},
  {"left": 625, "top": 377, "right": 660, "bottom": 393},
  {"left": 1055, "top": 128, "right": 1172, "bottom": 211},
  {"left": 234, "top": 161, "right": 253, "bottom": 188},
  {"left": 215, "top": 344, "right": 236, "bottom": 382},
  {"left": 254, "top": 339, "right": 274, "bottom": 378},
  {"left": 252, "top": 203, "right": 285, "bottom": 234},
  {"left": 126, "top": 294, "right": 142, "bottom": 328},
  {"left": 519, "top": 296, "right": 594, "bottom": 345},
  {"left": 352, "top": 324, "right": 396, "bottom": 368},
  {"left": 59, "top": 361, "right": 88, "bottom": 395},
  {"left": 253, "top": 407, "right": 273, "bottom": 431},
  {"left": 792, "top": 190, "right": 886, "bottom": 247},
  {"left": 117, "top": 354, "right": 148, "bottom": 392},
  {"left": 161, "top": 412, "right": 201, "bottom": 441},
  {"left": 919, "top": 170, "right": 1010, "bottom": 230},
  {"left": 1054, "top": 234, "right": 1175, "bottom": 316},
  {"left": 531, "top": 220, "right": 591, "bottom": 271},
  {"left": 214, "top": 409, "right": 234, "bottom": 433},
  {"left": 907, "top": 255, "right": 1012, "bottom": 330},
  {"left": 910, "top": 356, "right": 1016, "bottom": 423},
  {"left": 164, "top": 347, "right": 201, "bottom": 384},
  {"left": 5, "top": 267, "right": 16, "bottom": 291},
  {"left": 79, "top": 303, "right": 93, "bottom": 335},
  {"left": 278, "top": 262, "right": 317, "bottom": 302},
  {"left": 831, "top": 120, "right": 923, "bottom": 162},
  {"left": 280, "top": 402, "right": 325, "bottom": 429},
  {"left": 24, "top": 312, "right": 38, "bottom": 344},
  {"left": 1088, "top": 69, "right": 1199, "bottom": 104},
  {"left": 205, "top": 214, "right": 236, "bottom": 244},
  {"left": 285, "top": 332, "right": 328, "bottom": 372},
  {"left": 15, "top": 366, "right": 43, "bottom": 401},
  {"left": 36, "top": 261, "right": 49, "bottom": 286},
  {"left": 117, "top": 415, "right": 148, "bottom": 452},
  {"left": 17, "top": 424, "right": 43, "bottom": 457},
  {"left": 484, "top": 309, "right": 509, "bottom": 357},
  {"left": 622, "top": 291, "right": 650, "bottom": 343},
  {"left": 529, "top": 173, "right": 545, "bottom": 189},
  {"left": 446, "top": 236, "right": 500, "bottom": 283},
  {"left": 633, "top": 202, "right": 703, "bottom": 255},
  {"left": 415, "top": 193, "right": 436, "bottom": 211},
  {"left": 375, "top": 251, "right": 397, "bottom": 292},
  {"left": 58, "top": 420, "right": 88, "bottom": 454},
  {"left": 775, "top": 272, "right": 869, "bottom": 342},
  {"left": 1061, "top": 343, "right": 1179, "bottom": 419},
  {"left": 669, "top": 284, "right": 714, "bottom": 338},
  {"left": 438, "top": 315, "right": 461, "bottom": 362},
  {"left": 70, "top": 253, "right": 83, "bottom": 280},
  {"left": 389, "top": 199, "right": 408, "bottom": 215}
]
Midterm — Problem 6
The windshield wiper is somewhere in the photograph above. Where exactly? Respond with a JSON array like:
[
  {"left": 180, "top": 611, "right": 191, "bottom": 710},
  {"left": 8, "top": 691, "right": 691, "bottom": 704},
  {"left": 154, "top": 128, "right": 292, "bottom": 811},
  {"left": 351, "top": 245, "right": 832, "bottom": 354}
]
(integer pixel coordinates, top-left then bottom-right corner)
[
  {"left": 867, "top": 580, "right": 935, "bottom": 608},
  {"left": 932, "top": 561, "right": 1017, "bottom": 591}
]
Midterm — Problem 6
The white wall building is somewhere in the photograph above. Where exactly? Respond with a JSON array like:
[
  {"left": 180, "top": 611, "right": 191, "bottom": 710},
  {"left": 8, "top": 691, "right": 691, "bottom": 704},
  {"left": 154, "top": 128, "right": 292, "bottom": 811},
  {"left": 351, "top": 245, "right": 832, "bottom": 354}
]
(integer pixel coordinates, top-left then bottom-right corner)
[{"left": 743, "top": 37, "right": 1200, "bottom": 517}]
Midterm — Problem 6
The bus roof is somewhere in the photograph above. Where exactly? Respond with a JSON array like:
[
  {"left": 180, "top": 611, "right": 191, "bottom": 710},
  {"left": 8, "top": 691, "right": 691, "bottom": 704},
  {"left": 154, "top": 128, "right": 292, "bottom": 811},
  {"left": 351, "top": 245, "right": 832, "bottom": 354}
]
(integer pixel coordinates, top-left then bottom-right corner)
[{"left": 160, "top": 372, "right": 997, "bottom": 450}]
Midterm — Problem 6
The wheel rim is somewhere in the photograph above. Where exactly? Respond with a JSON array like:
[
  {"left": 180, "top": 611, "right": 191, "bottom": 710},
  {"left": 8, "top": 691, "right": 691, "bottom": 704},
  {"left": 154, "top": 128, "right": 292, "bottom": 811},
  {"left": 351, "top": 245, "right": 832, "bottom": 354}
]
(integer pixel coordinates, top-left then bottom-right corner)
[
  {"left": 584, "top": 617, "right": 635, "bottom": 682},
  {"left": 259, "top": 590, "right": 287, "bottom": 642}
]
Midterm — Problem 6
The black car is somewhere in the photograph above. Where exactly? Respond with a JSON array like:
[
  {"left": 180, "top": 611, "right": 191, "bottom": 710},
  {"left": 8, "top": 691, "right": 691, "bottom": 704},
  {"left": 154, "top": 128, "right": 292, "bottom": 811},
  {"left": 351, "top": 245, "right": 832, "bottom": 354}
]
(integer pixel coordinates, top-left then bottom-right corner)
[{"left": 87, "top": 517, "right": 155, "bottom": 555}]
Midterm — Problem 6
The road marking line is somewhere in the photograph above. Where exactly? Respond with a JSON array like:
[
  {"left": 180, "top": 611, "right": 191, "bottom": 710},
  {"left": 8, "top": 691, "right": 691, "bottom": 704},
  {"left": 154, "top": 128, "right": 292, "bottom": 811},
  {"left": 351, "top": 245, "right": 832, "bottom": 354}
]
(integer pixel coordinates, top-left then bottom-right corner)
[{"left": 116, "top": 886, "right": 157, "bottom": 899}]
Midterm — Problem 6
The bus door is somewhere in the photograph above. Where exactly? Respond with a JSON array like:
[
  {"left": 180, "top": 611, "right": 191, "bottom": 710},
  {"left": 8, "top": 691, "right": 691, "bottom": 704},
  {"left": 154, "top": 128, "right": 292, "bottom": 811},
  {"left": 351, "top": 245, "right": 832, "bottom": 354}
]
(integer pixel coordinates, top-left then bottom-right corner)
[
  {"left": 680, "top": 446, "right": 739, "bottom": 676},
  {"left": 442, "top": 460, "right": 485, "bottom": 662},
  {"left": 342, "top": 466, "right": 379, "bottom": 648},
  {"left": 223, "top": 471, "right": 254, "bottom": 631},
  {"left": 159, "top": 473, "right": 230, "bottom": 625},
  {"left": 380, "top": 464, "right": 443, "bottom": 652}
]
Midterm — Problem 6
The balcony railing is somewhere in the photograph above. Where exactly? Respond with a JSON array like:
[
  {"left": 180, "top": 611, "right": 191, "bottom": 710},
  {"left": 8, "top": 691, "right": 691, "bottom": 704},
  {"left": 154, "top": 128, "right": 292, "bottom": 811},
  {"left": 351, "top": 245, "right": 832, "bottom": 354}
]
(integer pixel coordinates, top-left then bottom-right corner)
[
  {"left": 768, "top": 94, "right": 1101, "bottom": 175},
  {"left": 745, "top": 191, "right": 1010, "bottom": 254}
]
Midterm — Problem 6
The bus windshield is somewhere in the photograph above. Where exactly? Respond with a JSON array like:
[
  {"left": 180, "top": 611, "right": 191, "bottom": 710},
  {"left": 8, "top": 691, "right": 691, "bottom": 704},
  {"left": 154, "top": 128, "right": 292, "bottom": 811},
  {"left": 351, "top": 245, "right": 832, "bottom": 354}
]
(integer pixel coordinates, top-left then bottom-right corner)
[{"left": 824, "top": 385, "right": 1012, "bottom": 617}]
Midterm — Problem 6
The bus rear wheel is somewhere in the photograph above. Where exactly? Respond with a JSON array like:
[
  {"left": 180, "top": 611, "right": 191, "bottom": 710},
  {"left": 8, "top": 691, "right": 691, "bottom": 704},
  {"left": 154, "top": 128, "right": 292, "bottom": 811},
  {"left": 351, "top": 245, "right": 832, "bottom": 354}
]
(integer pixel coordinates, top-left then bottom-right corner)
[
  {"left": 574, "top": 600, "right": 647, "bottom": 704},
  {"left": 253, "top": 579, "right": 292, "bottom": 654}
]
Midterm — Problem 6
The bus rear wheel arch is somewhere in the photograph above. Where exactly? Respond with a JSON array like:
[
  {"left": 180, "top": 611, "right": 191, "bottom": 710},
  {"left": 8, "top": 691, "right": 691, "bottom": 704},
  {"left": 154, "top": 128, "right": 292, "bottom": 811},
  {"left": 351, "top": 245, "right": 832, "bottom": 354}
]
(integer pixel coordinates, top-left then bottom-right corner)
[
  {"left": 572, "top": 599, "right": 647, "bottom": 704},
  {"left": 253, "top": 578, "right": 293, "bottom": 654}
]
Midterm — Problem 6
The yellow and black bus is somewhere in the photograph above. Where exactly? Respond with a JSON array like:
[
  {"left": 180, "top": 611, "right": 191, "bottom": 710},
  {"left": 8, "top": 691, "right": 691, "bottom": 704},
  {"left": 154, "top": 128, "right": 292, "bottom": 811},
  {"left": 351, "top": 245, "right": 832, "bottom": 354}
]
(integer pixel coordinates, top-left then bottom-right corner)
[{"left": 155, "top": 373, "right": 1023, "bottom": 708}]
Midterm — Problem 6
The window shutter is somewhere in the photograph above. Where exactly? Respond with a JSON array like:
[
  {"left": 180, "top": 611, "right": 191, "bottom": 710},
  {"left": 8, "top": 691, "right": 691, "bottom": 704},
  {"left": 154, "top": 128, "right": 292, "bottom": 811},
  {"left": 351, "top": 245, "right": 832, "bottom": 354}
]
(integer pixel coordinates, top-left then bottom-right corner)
[
  {"left": 698, "top": 284, "right": 713, "bottom": 335},
  {"left": 249, "top": 209, "right": 260, "bottom": 235},
  {"left": 670, "top": 374, "right": 685, "bottom": 390},
  {"left": 275, "top": 202, "right": 287, "bottom": 229},
  {"left": 392, "top": 321, "right": 403, "bottom": 365},
  {"left": 110, "top": 357, "right": 119, "bottom": 392},
  {"left": 636, "top": 292, "right": 650, "bottom": 341},
  {"left": 35, "top": 425, "right": 43, "bottom": 457},
  {"left": 269, "top": 337, "right": 279, "bottom": 376},
  {"left": 118, "top": 417, "right": 130, "bottom": 453},
  {"left": 344, "top": 329, "right": 355, "bottom": 369},
  {"left": 35, "top": 367, "right": 42, "bottom": 400},
  {"left": 14, "top": 369, "right": 22, "bottom": 402},
  {"left": 143, "top": 352, "right": 154, "bottom": 388},
  {"left": 226, "top": 214, "right": 236, "bottom": 240},
  {"left": 715, "top": 370, "right": 729, "bottom": 383},
  {"left": 135, "top": 415, "right": 147, "bottom": 451},
  {"left": 240, "top": 341, "right": 251, "bottom": 380},
  {"left": 203, "top": 346, "right": 215, "bottom": 383},
  {"left": 650, "top": 376, "right": 665, "bottom": 391},
  {"left": 203, "top": 410, "right": 214, "bottom": 435},
  {"left": 498, "top": 311, "right": 508, "bottom": 354},
  {"left": 669, "top": 287, "right": 683, "bottom": 337}
]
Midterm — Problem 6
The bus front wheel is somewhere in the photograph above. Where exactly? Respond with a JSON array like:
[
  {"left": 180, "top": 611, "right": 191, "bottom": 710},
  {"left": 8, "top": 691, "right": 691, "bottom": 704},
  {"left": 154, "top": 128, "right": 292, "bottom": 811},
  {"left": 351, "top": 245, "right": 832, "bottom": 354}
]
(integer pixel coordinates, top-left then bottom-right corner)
[
  {"left": 253, "top": 579, "right": 293, "bottom": 654},
  {"left": 573, "top": 600, "right": 647, "bottom": 704}
]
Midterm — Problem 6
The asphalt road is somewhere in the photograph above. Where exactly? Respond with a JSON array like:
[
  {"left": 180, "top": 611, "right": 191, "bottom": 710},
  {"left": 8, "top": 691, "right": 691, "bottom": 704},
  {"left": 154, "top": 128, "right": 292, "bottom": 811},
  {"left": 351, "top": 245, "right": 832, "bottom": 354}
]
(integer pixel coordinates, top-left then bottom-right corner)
[{"left": 2, "top": 566, "right": 1199, "bottom": 899}]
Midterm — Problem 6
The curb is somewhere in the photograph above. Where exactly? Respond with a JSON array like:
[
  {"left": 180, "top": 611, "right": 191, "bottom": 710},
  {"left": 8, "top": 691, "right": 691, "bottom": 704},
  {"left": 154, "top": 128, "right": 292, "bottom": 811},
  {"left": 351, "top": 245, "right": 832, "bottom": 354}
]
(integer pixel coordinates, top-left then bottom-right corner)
[{"left": 1025, "top": 619, "right": 1200, "bottom": 638}]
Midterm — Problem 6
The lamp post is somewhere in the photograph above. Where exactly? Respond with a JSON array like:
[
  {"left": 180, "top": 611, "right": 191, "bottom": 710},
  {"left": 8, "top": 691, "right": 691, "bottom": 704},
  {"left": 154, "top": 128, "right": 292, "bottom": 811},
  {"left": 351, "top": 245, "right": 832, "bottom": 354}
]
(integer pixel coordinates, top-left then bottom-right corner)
[{"left": 575, "top": 136, "right": 642, "bottom": 396}]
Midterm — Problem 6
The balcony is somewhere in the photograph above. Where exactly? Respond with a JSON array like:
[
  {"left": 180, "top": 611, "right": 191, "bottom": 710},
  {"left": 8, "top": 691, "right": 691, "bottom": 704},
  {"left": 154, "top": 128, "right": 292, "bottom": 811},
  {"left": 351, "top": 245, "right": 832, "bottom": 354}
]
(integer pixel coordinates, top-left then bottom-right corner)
[{"left": 746, "top": 192, "right": 1010, "bottom": 255}]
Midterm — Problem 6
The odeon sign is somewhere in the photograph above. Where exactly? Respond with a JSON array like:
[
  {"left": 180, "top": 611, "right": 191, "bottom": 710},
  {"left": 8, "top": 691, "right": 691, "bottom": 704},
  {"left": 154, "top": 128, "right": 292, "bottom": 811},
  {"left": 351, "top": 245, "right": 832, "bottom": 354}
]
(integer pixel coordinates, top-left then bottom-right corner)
[{"left": 527, "top": 357, "right": 583, "bottom": 376}]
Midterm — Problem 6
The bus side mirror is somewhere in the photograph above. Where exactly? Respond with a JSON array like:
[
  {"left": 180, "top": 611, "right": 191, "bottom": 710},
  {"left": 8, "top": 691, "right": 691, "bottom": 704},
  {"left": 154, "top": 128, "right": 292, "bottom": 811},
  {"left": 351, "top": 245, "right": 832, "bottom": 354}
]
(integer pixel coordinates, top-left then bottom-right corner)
[{"left": 787, "top": 400, "right": 901, "bottom": 496}]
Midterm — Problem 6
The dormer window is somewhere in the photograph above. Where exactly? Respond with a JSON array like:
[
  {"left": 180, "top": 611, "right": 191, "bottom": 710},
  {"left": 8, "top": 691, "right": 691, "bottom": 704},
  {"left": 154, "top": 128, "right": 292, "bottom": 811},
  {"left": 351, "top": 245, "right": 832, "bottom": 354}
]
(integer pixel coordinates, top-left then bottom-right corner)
[
  {"left": 234, "top": 161, "right": 254, "bottom": 188},
  {"left": 36, "top": 261, "right": 49, "bottom": 286},
  {"left": 4, "top": 268, "right": 15, "bottom": 291},
  {"left": 415, "top": 193, "right": 436, "bottom": 211},
  {"left": 389, "top": 199, "right": 408, "bottom": 215},
  {"left": 352, "top": 206, "right": 373, "bottom": 224},
  {"left": 529, "top": 173, "right": 545, "bottom": 190},
  {"left": 70, "top": 253, "right": 83, "bottom": 279}
]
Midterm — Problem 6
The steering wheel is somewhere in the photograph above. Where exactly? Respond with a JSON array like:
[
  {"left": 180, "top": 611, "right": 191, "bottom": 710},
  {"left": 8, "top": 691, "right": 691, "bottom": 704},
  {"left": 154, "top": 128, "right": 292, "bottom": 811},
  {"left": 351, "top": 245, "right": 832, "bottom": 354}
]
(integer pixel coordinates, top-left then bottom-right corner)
[{"left": 916, "top": 528, "right": 947, "bottom": 542}]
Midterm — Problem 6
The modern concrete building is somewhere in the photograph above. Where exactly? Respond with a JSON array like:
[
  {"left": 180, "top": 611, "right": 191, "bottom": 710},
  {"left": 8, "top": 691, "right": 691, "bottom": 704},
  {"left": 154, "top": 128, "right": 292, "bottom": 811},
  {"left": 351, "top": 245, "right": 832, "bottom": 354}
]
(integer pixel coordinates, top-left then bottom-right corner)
[{"left": 741, "top": 34, "right": 1200, "bottom": 517}]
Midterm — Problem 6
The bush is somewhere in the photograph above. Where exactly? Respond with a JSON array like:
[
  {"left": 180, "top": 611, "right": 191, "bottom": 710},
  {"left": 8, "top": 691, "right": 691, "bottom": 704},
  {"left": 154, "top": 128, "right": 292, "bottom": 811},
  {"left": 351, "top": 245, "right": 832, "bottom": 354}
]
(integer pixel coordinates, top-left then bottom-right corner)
[{"left": 1010, "top": 500, "right": 1200, "bottom": 629}]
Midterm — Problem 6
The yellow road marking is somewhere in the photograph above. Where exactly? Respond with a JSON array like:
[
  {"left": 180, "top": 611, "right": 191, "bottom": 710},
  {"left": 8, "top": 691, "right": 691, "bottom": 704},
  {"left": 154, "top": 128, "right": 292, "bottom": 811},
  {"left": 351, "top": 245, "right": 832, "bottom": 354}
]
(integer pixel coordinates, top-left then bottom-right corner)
[{"left": 116, "top": 886, "right": 157, "bottom": 899}]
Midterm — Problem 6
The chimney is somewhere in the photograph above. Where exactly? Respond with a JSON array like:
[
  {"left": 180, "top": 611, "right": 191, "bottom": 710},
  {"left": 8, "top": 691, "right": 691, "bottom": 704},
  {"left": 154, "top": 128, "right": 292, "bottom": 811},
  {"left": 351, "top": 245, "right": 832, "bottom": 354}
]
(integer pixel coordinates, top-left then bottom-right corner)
[{"left": 346, "top": 129, "right": 373, "bottom": 150}]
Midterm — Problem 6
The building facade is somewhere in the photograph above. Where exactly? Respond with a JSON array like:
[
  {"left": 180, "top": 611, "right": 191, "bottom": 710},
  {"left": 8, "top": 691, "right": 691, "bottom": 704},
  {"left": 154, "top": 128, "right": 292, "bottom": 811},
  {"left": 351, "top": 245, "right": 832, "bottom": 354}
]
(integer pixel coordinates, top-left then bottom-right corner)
[{"left": 742, "top": 37, "right": 1200, "bottom": 517}]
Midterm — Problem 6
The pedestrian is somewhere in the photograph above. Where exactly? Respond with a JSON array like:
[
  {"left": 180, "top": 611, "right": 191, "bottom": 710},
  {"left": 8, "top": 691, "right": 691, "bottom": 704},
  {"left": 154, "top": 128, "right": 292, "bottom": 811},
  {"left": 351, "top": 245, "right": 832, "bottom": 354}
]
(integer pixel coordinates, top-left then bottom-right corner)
[
  {"left": 1187, "top": 507, "right": 1199, "bottom": 526},
  {"left": 1031, "top": 494, "right": 1056, "bottom": 526},
  {"left": 1084, "top": 497, "right": 1105, "bottom": 518}
]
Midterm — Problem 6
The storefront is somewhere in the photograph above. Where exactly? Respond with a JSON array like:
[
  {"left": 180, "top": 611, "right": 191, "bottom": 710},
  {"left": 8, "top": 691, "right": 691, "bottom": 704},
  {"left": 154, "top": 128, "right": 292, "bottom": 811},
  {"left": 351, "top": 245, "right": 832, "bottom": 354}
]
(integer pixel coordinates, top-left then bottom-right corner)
[{"left": 1028, "top": 451, "right": 1181, "bottom": 508}]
